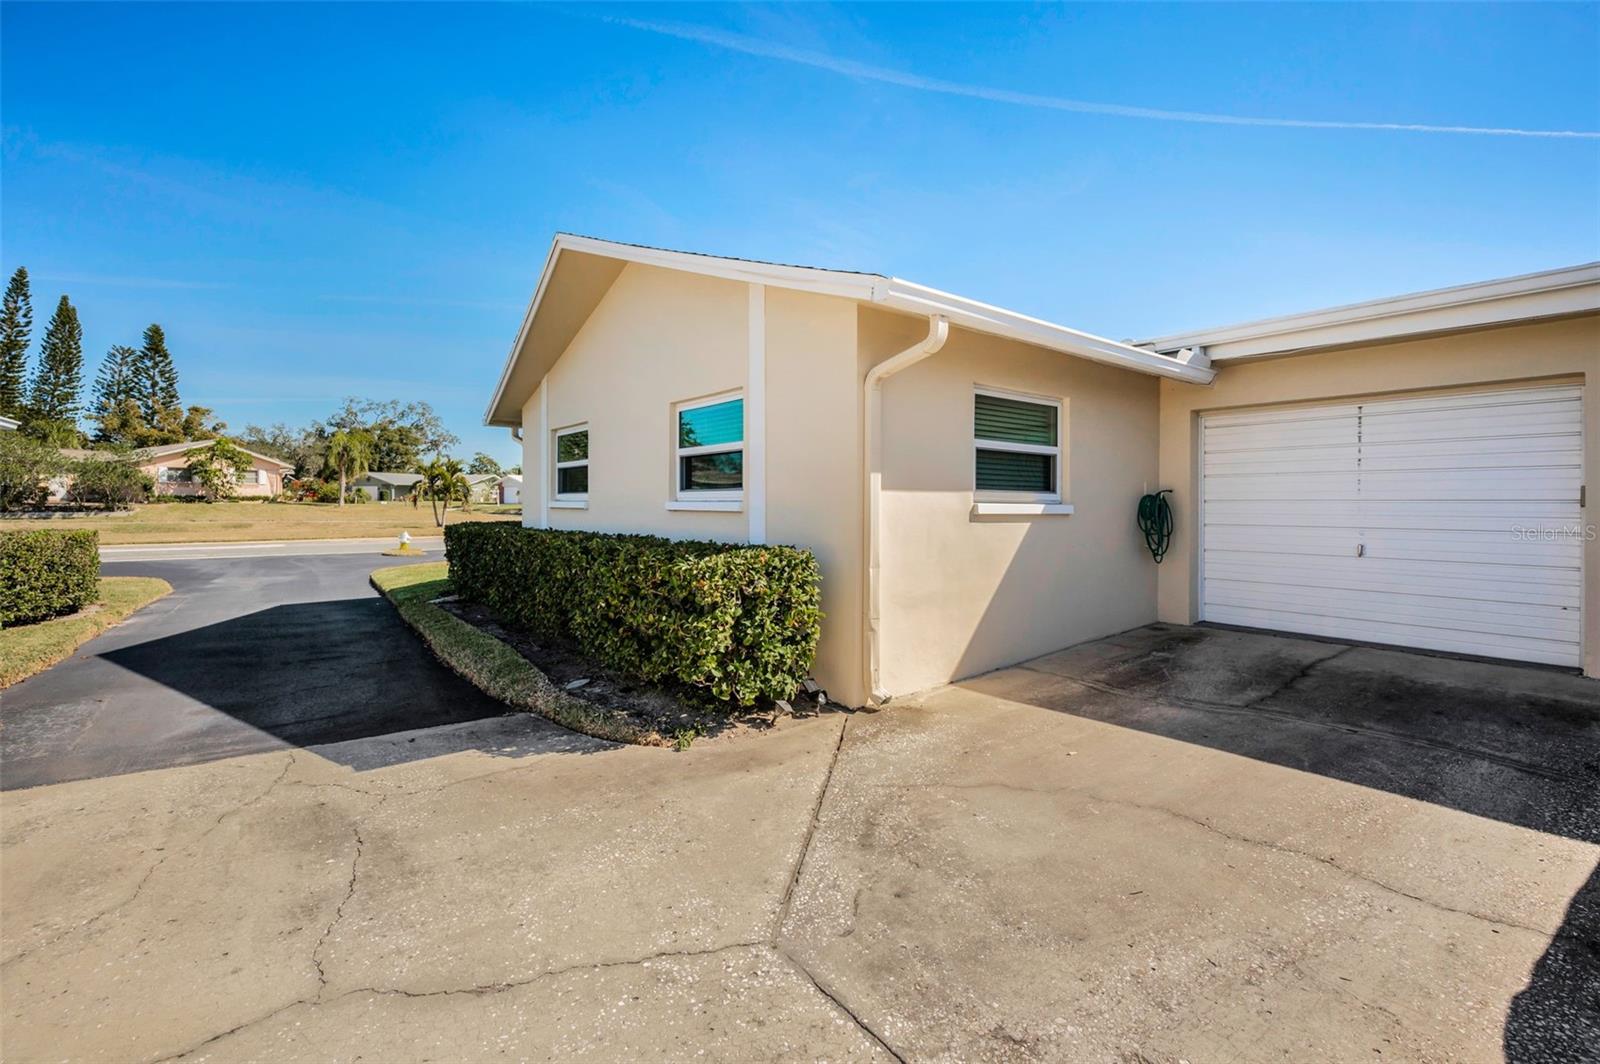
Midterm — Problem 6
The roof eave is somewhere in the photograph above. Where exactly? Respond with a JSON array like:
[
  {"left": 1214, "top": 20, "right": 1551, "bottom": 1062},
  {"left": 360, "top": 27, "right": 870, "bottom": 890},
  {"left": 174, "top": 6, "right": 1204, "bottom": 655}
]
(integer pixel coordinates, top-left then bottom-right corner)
[{"left": 1140, "top": 261, "right": 1600, "bottom": 362}]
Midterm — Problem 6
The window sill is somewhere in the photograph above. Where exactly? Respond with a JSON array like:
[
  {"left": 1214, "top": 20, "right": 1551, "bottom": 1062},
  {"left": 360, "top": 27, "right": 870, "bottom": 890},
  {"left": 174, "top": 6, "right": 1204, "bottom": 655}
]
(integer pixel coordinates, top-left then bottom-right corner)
[
  {"left": 550, "top": 499, "right": 587, "bottom": 510},
  {"left": 971, "top": 502, "right": 1074, "bottom": 517},
  {"left": 666, "top": 500, "right": 743, "bottom": 512}
]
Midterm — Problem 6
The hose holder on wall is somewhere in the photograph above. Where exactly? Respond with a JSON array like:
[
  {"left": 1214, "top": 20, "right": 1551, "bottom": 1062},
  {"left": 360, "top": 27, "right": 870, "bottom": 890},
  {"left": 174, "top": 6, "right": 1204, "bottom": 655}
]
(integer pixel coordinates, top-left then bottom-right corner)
[{"left": 1137, "top": 489, "right": 1174, "bottom": 564}]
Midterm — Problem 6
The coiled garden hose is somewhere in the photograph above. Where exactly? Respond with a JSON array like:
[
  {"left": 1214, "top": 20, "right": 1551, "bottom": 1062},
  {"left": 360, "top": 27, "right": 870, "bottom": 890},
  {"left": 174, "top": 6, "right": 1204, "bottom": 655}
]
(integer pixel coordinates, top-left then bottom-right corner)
[{"left": 1137, "top": 490, "right": 1174, "bottom": 563}]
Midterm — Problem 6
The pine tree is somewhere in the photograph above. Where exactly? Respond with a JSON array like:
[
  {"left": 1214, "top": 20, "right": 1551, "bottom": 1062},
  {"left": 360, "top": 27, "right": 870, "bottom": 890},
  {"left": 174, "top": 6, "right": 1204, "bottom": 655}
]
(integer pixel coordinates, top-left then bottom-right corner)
[
  {"left": 27, "top": 295, "right": 84, "bottom": 424},
  {"left": 137, "top": 323, "right": 180, "bottom": 420},
  {"left": 0, "top": 267, "right": 32, "bottom": 417},
  {"left": 90, "top": 344, "right": 138, "bottom": 442}
]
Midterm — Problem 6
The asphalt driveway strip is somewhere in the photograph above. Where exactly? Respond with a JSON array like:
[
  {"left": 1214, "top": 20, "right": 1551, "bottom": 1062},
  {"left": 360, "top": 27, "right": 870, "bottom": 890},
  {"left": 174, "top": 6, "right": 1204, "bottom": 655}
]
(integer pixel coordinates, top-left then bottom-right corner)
[{"left": 0, "top": 553, "right": 507, "bottom": 790}]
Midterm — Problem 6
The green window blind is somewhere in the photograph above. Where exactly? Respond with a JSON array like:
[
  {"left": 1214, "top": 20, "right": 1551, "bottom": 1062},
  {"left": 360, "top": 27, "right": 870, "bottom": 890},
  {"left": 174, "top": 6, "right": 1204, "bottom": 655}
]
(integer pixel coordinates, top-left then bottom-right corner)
[
  {"left": 976, "top": 450, "right": 1054, "bottom": 492},
  {"left": 678, "top": 399, "right": 743, "bottom": 448},
  {"left": 974, "top": 393, "right": 1056, "bottom": 446}
]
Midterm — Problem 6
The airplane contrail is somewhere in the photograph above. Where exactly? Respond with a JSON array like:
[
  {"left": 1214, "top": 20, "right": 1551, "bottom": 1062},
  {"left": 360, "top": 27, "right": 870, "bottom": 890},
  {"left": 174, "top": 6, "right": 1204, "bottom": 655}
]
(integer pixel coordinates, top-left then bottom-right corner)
[{"left": 608, "top": 16, "right": 1600, "bottom": 140}]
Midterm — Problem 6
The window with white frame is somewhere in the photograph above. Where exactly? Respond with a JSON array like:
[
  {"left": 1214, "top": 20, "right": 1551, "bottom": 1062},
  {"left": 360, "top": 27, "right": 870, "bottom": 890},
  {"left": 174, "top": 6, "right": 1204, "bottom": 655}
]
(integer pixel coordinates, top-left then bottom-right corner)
[
  {"left": 675, "top": 393, "right": 743, "bottom": 499},
  {"left": 236, "top": 469, "right": 262, "bottom": 485},
  {"left": 159, "top": 467, "right": 193, "bottom": 483},
  {"left": 973, "top": 388, "right": 1061, "bottom": 501},
  {"left": 553, "top": 424, "right": 589, "bottom": 499}
]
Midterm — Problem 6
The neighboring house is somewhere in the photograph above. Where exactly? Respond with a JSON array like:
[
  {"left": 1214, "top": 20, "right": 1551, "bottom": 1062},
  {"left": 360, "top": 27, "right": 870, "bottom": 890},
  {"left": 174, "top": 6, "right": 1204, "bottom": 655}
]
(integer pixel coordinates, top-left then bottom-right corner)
[
  {"left": 498, "top": 473, "right": 522, "bottom": 504},
  {"left": 350, "top": 471, "right": 424, "bottom": 501},
  {"left": 55, "top": 439, "right": 293, "bottom": 500},
  {"left": 486, "top": 234, "right": 1600, "bottom": 706},
  {"left": 0, "top": 415, "right": 18, "bottom": 432},
  {"left": 465, "top": 473, "right": 501, "bottom": 504}
]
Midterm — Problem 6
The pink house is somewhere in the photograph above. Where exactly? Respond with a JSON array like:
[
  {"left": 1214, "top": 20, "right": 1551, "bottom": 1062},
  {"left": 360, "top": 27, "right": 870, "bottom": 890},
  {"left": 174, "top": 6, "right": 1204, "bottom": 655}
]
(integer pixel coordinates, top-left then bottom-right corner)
[{"left": 58, "top": 439, "right": 294, "bottom": 500}]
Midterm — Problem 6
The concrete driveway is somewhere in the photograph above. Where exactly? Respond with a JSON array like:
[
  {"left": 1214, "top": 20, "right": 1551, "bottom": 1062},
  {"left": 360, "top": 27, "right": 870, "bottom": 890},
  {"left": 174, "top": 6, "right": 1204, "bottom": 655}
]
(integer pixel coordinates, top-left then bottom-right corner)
[
  {"left": 1, "top": 553, "right": 505, "bottom": 790},
  {"left": 3, "top": 623, "right": 1596, "bottom": 1062}
]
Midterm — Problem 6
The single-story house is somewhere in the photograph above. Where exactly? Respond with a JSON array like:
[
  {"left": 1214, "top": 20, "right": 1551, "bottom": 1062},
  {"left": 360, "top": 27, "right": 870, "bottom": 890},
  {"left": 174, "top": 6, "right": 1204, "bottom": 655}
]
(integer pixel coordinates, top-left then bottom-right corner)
[
  {"left": 498, "top": 473, "right": 522, "bottom": 505},
  {"left": 485, "top": 234, "right": 1600, "bottom": 706},
  {"left": 465, "top": 473, "right": 501, "bottom": 504},
  {"left": 350, "top": 471, "right": 424, "bottom": 501},
  {"left": 56, "top": 439, "right": 293, "bottom": 499}
]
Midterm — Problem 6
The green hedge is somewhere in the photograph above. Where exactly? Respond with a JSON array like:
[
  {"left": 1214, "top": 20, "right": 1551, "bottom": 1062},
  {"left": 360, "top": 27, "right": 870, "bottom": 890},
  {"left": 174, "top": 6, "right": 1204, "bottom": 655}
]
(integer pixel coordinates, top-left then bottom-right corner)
[
  {"left": 444, "top": 523, "right": 822, "bottom": 707},
  {"left": 1, "top": 529, "right": 101, "bottom": 627}
]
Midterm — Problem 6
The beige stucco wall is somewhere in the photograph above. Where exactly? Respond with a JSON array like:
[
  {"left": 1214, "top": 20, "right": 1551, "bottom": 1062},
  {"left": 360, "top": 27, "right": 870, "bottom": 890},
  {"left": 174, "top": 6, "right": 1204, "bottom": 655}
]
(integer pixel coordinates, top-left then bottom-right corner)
[
  {"left": 519, "top": 262, "right": 870, "bottom": 704},
  {"left": 1158, "top": 314, "right": 1600, "bottom": 677},
  {"left": 864, "top": 308, "right": 1163, "bottom": 698}
]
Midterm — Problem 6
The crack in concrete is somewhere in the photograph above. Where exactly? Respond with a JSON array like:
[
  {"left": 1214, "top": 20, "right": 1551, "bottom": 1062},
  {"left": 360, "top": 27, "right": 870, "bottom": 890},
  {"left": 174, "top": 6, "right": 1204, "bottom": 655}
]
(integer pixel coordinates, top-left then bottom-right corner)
[
  {"left": 913, "top": 778, "right": 1554, "bottom": 937},
  {"left": 310, "top": 823, "right": 365, "bottom": 995},
  {"left": 150, "top": 995, "right": 315, "bottom": 1063},
  {"left": 1, "top": 753, "right": 299, "bottom": 970},
  {"left": 776, "top": 947, "right": 906, "bottom": 1062}
]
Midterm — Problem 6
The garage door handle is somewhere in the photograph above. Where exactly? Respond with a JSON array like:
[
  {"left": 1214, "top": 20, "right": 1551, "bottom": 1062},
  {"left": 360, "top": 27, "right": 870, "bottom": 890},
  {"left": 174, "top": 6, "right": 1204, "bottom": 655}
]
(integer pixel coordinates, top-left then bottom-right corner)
[{"left": 1356, "top": 543, "right": 1365, "bottom": 557}]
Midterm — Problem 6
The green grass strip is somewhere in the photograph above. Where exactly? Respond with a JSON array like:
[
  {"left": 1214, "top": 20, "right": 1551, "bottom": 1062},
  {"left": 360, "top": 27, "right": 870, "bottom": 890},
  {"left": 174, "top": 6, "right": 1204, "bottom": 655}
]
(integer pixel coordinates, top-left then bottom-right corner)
[
  {"left": 370, "top": 562, "right": 661, "bottom": 746},
  {"left": 1, "top": 576, "right": 173, "bottom": 688}
]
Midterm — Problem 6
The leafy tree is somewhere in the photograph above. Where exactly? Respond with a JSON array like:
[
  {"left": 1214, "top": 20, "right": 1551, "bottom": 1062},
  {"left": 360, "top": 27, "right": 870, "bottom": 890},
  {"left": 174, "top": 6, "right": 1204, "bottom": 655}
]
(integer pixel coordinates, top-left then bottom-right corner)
[
  {"left": 134, "top": 324, "right": 180, "bottom": 421},
  {"left": 70, "top": 450, "right": 150, "bottom": 510},
  {"left": 0, "top": 431, "right": 62, "bottom": 510},
  {"left": 468, "top": 452, "right": 503, "bottom": 476},
  {"left": 239, "top": 422, "right": 319, "bottom": 475},
  {"left": 19, "top": 418, "right": 84, "bottom": 448},
  {"left": 90, "top": 345, "right": 138, "bottom": 442},
  {"left": 183, "top": 438, "right": 250, "bottom": 502},
  {"left": 324, "top": 428, "right": 373, "bottom": 507},
  {"left": 27, "top": 295, "right": 84, "bottom": 425},
  {"left": 180, "top": 405, "right": 226, "bottom": 441},
  {"left": 0, "top": 267, "right": 32, "bottom": 418}
]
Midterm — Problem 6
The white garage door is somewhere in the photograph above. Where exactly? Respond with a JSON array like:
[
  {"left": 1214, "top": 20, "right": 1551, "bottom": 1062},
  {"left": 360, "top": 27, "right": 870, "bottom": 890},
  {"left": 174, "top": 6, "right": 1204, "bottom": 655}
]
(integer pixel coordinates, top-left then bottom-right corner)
[{"left": 1200, "top": 384, "right": 1584, "bottom": 667}]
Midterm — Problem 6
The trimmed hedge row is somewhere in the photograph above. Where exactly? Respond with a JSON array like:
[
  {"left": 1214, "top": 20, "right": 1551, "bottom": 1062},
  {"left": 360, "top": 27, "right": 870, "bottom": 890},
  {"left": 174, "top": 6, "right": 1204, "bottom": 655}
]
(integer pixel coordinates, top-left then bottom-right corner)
[
  {"left": 444, "top": 523, "right": 822, "bottom": 706},
  {"left": 1, "top": 529, "right": 100, "bottom": 627}
]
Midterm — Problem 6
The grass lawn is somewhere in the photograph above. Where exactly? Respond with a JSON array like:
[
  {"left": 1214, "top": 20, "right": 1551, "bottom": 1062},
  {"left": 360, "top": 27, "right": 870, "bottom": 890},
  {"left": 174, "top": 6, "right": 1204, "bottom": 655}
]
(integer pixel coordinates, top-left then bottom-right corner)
[
  {"left": 4, "top": 501, "right": 521, "bottom": 545},
  {"left": 371, "top": 562, "right": 657, "bottom": 746},
  {"left": 1, "top": 576, "right": 173, "bottom": 687}
]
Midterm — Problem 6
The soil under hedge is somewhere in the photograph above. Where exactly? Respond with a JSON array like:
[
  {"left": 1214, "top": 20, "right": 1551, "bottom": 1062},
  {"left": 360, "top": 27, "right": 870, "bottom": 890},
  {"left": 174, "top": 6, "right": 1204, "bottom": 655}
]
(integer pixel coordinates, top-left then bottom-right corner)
[{"left": 440, "top": 596, "right": 833, "bottom": 742}]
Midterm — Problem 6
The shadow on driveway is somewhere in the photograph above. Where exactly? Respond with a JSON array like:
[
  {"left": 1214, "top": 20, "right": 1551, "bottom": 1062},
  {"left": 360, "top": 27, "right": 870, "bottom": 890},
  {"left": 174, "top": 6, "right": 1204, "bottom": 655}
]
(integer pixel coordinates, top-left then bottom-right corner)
[{"left": 0, "top": 554, "right": 573, "bottom": 790}]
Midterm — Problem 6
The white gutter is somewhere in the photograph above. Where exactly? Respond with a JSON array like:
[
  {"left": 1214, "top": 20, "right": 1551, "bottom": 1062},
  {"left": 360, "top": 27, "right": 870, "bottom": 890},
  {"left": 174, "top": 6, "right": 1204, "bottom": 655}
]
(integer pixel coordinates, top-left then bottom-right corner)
[
  {"left": 862, "top": 314, "right": 949, "bottom": 705},
  {"left": 873, "top": 279, "right": 1215, "bottom": 385}
]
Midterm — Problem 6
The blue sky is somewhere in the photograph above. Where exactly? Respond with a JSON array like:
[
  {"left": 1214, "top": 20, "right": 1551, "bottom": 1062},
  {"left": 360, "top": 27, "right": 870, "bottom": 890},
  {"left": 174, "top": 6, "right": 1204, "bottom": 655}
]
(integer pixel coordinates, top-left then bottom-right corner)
[{"left": 3, "top": 3, "right": 1597, "bottom": 464}]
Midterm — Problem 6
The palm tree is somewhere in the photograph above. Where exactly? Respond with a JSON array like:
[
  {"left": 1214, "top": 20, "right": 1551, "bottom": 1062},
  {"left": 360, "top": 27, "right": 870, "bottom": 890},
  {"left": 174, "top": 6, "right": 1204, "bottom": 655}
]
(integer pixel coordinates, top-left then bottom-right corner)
[
  {"left": 419, "top": 456, "right": 469, "bottom": 528},
  {"left": 324, "top": 429, "right": 372, "bottom": 508}
]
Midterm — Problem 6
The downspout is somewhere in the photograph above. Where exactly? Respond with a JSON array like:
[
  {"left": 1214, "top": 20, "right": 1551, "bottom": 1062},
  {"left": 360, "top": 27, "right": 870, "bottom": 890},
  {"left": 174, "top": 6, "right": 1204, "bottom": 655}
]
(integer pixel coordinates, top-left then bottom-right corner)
[{"left": 863, "top": 314, "right": 949, "bottom": 706}]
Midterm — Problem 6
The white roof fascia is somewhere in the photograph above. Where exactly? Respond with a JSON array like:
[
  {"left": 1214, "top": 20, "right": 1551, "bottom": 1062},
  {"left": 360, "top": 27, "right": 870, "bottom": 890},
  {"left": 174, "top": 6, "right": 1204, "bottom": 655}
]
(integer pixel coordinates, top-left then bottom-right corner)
[
  {"left": 1141, "top": 262, "right": 1600, "bottom": 362},
  {"left": 874, "top": 278, "right": 1216, "bottom": 384},
  {"left": 486, "top": 236, "right": 1215, "bottom": 425}
]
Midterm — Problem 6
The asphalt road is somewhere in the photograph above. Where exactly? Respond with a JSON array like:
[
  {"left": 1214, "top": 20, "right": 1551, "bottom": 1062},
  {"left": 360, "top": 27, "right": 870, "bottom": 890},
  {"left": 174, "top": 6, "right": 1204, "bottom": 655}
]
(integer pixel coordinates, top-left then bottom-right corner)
[{"left": 1, "top": 552, "right": 506, "bottom": 790}]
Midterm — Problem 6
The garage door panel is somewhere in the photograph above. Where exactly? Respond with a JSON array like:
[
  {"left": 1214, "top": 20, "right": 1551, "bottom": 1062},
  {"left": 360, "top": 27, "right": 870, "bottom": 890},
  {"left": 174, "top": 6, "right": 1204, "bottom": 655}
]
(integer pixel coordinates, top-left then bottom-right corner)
[
  {"left": 1205, "top": 553, "right": 1581, "bottom": 600},
  {"left": 1200, "top": 384, "right": 1583, "bottom": 668},
  {"left": 1202, "top": 604, "right": 1580, "bottom": 667},
  {"left": 1204, "top": 501, "right": 1579, "bottom": 534},
  {"left": 1205, "top": 582, "right": 1581, "bottom": 642}
]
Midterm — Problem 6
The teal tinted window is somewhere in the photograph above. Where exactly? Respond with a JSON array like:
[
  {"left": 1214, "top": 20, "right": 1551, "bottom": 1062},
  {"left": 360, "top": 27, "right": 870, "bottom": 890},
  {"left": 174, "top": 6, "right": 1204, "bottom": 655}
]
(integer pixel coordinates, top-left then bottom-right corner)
[
  {"left": 678, "top": 398, "right": 743, "bottom": 448},
  {"left": 975, "top": 393, "right": 1056, "bottom": 446}
]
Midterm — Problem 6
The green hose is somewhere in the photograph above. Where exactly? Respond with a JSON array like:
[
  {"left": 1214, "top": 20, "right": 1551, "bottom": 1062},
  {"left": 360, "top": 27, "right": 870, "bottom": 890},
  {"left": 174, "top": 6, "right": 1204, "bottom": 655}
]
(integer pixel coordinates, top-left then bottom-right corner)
[{"left": 1137, "top": 490, "right": 1174, "bottom": 563}]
